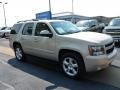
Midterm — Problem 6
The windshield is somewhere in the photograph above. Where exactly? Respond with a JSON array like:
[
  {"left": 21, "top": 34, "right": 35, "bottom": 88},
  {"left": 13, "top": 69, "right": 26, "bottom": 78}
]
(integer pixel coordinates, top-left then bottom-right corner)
[
  {"left": 82, "top": 21, "right": 89, "bottom": 27},
  {"left": 76, "top": 20, "right": 98, "bottom": 27},
  {"left": 109, "top": 18, "right": 120, "bottom": 26},
  {"left": 50, "top": 21, "right": 81, "bottom": 35},
  {"left": 89, "top": 20, "right": 98, "bottom": 27}
]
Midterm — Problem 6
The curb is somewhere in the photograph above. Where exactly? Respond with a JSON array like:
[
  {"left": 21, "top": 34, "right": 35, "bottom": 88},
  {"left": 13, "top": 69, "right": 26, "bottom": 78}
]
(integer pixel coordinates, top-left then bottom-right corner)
[{"left": 0, "top": 46, "right": 14, "bottom": 57}]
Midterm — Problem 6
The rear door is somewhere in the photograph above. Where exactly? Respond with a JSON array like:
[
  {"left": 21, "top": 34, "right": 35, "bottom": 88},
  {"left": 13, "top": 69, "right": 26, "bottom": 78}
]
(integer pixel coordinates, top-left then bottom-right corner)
[
  {"left": 9, "top": 24, "right": 23, "bottom": 48},
  {"left": 20, "top": 23, "right": 35, "bottom": 54}
]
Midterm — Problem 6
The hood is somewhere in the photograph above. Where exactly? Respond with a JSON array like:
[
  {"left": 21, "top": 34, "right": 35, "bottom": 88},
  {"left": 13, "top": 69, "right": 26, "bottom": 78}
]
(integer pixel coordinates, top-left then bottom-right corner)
[
  {"left": 105, "top": 26, "right": 120, "bottom": 30},
  {"left": 63, "top": 32, "right": 112, "bottom": 44},
  {"left": 78, "top": 27, "right": 89, "bottom": 31}
]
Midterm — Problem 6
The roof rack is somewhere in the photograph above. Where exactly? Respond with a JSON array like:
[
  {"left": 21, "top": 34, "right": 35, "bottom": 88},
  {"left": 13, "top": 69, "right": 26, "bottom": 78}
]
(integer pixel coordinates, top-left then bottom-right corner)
[{"left": 17, "top": 19, "right": 38, "bottom": 23}]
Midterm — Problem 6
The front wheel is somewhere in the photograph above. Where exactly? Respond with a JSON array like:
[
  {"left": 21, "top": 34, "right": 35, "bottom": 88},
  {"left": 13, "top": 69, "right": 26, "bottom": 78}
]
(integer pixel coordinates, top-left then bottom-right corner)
[
  {"left": 14, "top": 45, "right": 25, "bottom": 61},
  {"left": 60, "top": 52, "right": 85, "bottom": 79}
]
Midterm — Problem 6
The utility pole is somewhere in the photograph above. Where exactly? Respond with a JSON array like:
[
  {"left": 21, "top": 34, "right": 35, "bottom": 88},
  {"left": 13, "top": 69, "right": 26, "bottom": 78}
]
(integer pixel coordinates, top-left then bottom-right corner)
[
  {"left": 0, "top": 2, "right": 7, "bottom": 27},
  {"left": 71, "top": 0, "right": 74, "bottom": 23},
  {"left": 49, "top": 0, "right": 51, "bottom": 12},
  {"left": 49, "top": 0, "right": 52, "bottom": 19},
  {"left": 72, "top": 0, "right": 74, "bottom": 15}
]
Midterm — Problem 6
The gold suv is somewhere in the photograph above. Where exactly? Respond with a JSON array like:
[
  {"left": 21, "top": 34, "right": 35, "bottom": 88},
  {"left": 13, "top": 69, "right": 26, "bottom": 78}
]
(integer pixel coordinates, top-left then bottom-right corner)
[{"left": 9, "top": 20, "right": 117, "bottom": 78}]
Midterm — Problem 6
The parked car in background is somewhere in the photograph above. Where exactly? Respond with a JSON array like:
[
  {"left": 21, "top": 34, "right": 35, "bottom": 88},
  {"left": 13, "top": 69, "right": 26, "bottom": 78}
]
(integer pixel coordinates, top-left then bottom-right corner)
[
  {"left": 103, "top": 18, "right": 120, "bottom": 45},
  {"left": 9, "top": 20, "right": 116, "bottom": 78},
  {"left": 0, "top": 27, "right": 11, "bottom": 38},
  {"left": 76, "top": 19, "right": 104, "bottom": 33}
]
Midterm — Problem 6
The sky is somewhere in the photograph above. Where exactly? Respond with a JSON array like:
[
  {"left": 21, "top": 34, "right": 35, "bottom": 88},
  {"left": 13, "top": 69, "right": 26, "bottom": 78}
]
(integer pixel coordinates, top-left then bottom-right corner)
[{"left": 0, "top": 0, "right": 120, "bottom": 27}]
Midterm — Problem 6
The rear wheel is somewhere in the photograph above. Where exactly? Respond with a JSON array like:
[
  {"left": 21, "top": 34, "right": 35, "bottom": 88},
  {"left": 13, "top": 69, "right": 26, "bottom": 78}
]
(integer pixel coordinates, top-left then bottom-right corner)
[
  {"left": 60, "top": 52, "right": 85, "bottom": 79},
  {"left": 14, "top": 45, "right": 25, "bottom": 61}
]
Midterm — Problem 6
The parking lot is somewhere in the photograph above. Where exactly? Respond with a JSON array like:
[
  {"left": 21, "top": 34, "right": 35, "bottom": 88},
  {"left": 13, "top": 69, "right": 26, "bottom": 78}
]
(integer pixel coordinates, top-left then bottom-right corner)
[
  {"left": 0, "top": 38, "right": 120, "bottom": 90},
  {"left": 1, "top": 0, "right": 120, "bottom": 89}
]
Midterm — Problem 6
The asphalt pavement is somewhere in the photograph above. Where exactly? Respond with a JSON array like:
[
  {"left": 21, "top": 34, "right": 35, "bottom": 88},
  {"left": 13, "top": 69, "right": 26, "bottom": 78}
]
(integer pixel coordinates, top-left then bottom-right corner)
[
  {"left": 0, "top": 53, "right": 119, "bottom": 90},
  {"left": 0, "top": 38, "right": 119, "bottom": 90}
]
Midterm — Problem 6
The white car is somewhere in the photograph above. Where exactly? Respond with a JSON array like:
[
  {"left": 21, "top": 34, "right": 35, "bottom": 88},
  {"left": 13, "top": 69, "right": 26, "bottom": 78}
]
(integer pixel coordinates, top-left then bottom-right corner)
[
  {"left": 0, "top": 27, "right": 11, "bottom": 38},
  {"left": 9, "top": 20, "right": 117, "bottom": 78},
  {"left": 103, "top": 18, "right": 120, "bottom": 43}
]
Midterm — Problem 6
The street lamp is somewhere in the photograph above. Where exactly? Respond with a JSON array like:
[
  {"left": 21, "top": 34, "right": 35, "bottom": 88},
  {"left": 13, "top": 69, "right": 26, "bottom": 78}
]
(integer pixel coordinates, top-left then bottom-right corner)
[
  {"left": 49, "top": 0, "right": 52, "bottom": 19},
  {"left": 72, "top": 0, "right": 74, "bottom": 15},
  {"left": 71, "top": 0, "right": 74, "bottom": 23},
  {"left": 49, "top": 0, "right": 51, "bottom": 12},
  {"left": 0, "top": 2, "right": 7, "bottom": 27}
]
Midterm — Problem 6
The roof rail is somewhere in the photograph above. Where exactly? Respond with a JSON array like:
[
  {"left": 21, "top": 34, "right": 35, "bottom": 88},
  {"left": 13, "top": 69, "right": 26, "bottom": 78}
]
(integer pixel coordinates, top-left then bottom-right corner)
[{"left": 17, "top": 19, "right": 38, "bottom": 23}]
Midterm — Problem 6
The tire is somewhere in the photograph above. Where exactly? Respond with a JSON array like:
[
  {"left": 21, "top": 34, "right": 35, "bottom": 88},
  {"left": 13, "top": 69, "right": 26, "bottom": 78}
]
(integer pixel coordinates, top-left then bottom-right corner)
[
  {"left": 115, "top": 42, "right": 120, "bottom": 48},
  {"left": 1, "top": 33, "right": 5, "bottom": 38},
  {"left": 60, "top": 52, "right": 85, "bottom": 79},
  {"left": 14, "top": 45, "right": 26, "bottom": 61}
]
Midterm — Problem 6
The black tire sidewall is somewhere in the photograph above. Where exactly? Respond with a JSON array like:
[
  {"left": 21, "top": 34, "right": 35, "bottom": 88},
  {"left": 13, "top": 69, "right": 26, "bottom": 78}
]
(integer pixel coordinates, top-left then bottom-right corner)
[{"left": 14, "top": 45, "right": 25, "bottom": 61}]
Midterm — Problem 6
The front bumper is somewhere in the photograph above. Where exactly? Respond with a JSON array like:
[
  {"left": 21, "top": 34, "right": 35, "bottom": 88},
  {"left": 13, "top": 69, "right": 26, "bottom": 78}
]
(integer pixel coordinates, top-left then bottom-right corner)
[{"left": 84, "top": 48, "right": 117, "bottom": 72}]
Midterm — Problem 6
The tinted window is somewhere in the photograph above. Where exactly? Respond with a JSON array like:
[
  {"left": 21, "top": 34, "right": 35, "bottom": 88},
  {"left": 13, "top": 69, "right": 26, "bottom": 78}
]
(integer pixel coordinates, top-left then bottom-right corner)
[
  {"left": 12, "top": 24, "right": 22, "bottom": 33},
  {"left": 1, "top": 27, "right": 7, "bottom": 30},
  {"left": 109, "top": 18, "right": 120, "bottom": 26},
  {"left": 76, "top": 20, "right": 98, "bottom": 27},
  {"left": 89, "top": 20, "right": 98, "bottom": 27},
  {"left": 35, "top": 23, "right": 51, "bottom": 36},
  {"left": 22, "top": 23, "right": 34, "bottom": 35}
]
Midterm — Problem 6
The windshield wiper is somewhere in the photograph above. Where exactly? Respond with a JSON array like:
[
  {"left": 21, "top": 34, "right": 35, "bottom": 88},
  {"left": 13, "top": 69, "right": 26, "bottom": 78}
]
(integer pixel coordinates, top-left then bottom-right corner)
[
  {"left": 66, "top": 30, "right": 81, "bottom": 34},
  {"left": 60, "top": 30, "right": 81, "bottom": 35}
]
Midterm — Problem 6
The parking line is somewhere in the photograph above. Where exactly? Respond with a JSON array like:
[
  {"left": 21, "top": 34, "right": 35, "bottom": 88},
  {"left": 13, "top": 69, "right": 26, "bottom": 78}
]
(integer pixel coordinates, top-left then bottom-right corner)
[{"left": 0, "top": 81, "right": 14, "bottom": 90}]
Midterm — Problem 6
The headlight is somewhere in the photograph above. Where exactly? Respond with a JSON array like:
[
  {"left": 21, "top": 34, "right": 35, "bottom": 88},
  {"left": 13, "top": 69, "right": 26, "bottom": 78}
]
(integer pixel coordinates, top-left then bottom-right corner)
[{"left": 88, "top": 45, "right": 105, "bottom": 56}]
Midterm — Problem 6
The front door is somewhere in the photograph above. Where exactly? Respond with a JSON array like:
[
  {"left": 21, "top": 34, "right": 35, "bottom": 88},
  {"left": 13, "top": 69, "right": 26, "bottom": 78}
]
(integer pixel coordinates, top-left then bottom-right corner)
[{"left": 32, "top": 22, "right": 56, "bottom": 60}]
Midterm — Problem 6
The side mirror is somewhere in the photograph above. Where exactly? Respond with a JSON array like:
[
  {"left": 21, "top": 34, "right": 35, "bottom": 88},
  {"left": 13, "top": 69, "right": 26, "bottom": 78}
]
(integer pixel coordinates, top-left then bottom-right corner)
[
  {"left": 40, "top": 30, "right": 53, "bottom": 38},
  {"left": 10, "top": 30, "right": 17, "bottom": 34}
]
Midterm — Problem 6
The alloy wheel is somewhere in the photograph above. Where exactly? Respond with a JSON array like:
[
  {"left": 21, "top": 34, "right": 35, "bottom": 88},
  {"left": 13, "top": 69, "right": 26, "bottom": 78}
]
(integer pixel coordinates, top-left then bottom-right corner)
[{"left": 63, "top": 57, "right": 79, "bottom": 76}]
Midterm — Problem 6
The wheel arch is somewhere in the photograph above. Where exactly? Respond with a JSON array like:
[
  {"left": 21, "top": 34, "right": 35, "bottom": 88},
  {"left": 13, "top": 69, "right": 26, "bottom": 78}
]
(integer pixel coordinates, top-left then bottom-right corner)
[
  {"left": 13, "top": 42, "right": 22, "bottom": 49},
  {"left": 59, "top": 49, "right": 86, "bottom": 73},
  {"left": 59, "top": 49, "right": 84, "bottom": 62}
]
